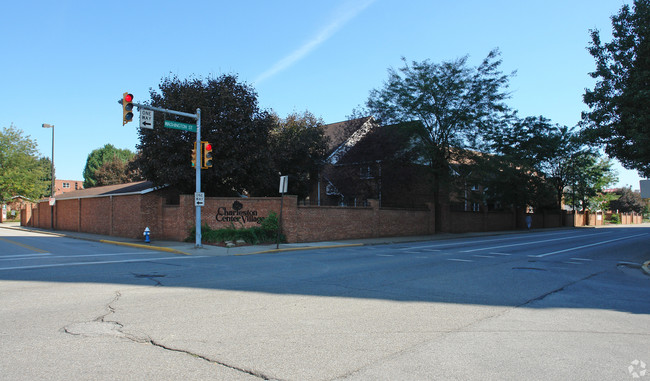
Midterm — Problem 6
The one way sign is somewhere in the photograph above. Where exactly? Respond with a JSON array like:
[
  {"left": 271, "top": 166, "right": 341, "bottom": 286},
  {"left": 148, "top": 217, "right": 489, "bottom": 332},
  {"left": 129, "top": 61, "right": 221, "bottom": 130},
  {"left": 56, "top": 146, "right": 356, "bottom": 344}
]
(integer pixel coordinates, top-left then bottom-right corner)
[{"left": 140, "top": 109, "right": 154, "bottom": 129}]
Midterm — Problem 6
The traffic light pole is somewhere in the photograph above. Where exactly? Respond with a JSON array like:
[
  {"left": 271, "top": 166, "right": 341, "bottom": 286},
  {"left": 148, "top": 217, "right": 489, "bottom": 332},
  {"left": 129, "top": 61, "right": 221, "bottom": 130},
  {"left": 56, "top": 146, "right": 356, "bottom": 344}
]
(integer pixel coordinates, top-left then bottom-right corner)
[
  {"left": 121, "top": 99, "right": 203, "bottom": 248},
  {"left": 194, "top": 108, "right": 202, "bottom": 248}
]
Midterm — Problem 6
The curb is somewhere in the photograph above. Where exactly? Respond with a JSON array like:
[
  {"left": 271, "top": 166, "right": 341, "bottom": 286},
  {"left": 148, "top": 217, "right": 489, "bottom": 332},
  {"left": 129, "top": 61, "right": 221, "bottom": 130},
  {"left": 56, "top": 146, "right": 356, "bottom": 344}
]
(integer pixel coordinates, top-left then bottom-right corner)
[
  {"left": 235, "top": 243, "right": 364, "bottom": 256},
  {"left": 98, "top": 240, "right": 191, "bottom": 256}
]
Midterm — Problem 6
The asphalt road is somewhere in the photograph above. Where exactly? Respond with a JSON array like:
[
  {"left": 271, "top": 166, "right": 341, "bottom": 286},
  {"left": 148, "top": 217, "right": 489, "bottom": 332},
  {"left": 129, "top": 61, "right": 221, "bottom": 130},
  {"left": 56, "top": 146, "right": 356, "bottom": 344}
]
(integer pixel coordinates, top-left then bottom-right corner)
[{"left": 1, "top": 226, "right": 648, "bottom": 380}]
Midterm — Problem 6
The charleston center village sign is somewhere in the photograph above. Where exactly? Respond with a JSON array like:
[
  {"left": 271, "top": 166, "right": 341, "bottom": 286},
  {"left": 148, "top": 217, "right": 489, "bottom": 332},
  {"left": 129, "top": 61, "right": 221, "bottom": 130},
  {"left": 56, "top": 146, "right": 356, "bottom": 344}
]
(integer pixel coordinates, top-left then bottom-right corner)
[{"left": 216, "top": 201, "right": 266, "bottom": 225}]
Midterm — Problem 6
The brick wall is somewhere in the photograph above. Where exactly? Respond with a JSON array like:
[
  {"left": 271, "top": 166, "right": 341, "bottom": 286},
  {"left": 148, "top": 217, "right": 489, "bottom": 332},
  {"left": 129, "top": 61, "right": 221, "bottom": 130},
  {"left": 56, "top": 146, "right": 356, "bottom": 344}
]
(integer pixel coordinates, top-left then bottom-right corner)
[{"left": 21, "top": 191, "right": 645, "bottom": 244}]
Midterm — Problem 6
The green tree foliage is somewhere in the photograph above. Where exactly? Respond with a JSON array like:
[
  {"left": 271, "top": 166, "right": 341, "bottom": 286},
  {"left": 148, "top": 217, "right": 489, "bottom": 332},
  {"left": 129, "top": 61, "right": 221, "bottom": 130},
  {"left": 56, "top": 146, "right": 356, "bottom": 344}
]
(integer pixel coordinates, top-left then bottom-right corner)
[
  {"left": 135, "top": 75, "right": 275, "bottom": 196},
  {"left": 366, "top": 50, "right": 512, "bottom": 209},
  {"left": 0, "top": 124, "right": 50, "bottom": 201},
  {"left": 94, "top": 154, "right": 141, "bottom": 187},
  {"left": 482, "top": 116, "right": 588, "bottom": 210},
  {"left": 582, "top": 0, "right": 650, "bottom": 177},
  {"left": 609, "top": 187, "right": 645, "bottom": 213},
  {"left": 83, "top": 144, "right": 136, "bottom": 188},
  {"left": 260, "top": 111, "right": 328, "bottom": 199},
  {"left": 564, "top": 154, "right": 618, "bottom": 212}
]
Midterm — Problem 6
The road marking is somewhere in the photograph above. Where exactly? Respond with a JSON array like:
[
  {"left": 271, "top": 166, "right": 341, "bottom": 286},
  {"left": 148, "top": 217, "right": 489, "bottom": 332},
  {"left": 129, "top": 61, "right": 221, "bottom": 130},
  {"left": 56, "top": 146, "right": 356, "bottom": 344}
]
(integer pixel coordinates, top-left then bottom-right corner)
[
  {"left": 532, "top": 233, "right": 648, "bottom": 258},
  {"left": 461, "top": 234, "right": 580, "bottom": 253},
  {"left": 564, "top": 261, "right": 584, "bottom": 265},
  {"left": 0, "top": 237, "right": 49, "bottom": 253},
  {"left": 490, "top": 253, "right": 511, "bottom": 256},
  {"left": 473, "top": 255, "right": 495, "bottom": 258},
  {"left": 447, "top": 258, "right": 473, "bottom": 262},
  {"left": 570, "top": 258, "right": 592, "bottom": 261},
  {"left": 0, "top": 253, "right": 52, "bottom": 260},
  {"left": 3, "top": 252, "right": 167, "bottom": 261},
  {"left": 0, "top": 256, "right": 208, "bottom": 271},
  {"left": 376, "top": 254, "right": 394, "bottom": 257},
  {"left": 399, "top": 231, "right": 581, "bottom": 251}
]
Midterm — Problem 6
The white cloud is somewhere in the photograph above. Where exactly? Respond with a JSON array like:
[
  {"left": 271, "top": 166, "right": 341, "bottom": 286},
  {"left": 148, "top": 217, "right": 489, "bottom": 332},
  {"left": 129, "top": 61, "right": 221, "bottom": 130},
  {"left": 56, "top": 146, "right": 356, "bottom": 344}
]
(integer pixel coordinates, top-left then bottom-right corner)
[{"left": 254, "top": 0, "right": 376, "bottom": 84}]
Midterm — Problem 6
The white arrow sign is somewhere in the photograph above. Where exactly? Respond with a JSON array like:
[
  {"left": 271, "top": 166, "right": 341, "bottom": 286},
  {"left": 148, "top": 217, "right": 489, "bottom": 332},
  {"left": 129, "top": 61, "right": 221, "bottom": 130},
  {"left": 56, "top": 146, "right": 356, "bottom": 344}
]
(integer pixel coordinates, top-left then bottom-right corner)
[{"left": 140, "top": 109, "right": 154, "bottom": 129}]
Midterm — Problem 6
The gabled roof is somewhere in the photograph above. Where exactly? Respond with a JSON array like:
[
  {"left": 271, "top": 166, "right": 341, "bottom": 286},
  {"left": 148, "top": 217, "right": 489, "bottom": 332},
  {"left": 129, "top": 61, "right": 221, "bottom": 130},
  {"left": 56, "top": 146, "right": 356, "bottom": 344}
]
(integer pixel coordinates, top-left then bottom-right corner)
[
  {"left": 55, "top": 181, "right": 163, "bottom": 200},
  {"left": 321, "top": 116, "right": 378, "bottom": 164},
  {"left": 336, "top": 123, "right": 416, "bottom": 165},
  {"left": 322, "top": 116, "right": 375, "bottom": 154}
]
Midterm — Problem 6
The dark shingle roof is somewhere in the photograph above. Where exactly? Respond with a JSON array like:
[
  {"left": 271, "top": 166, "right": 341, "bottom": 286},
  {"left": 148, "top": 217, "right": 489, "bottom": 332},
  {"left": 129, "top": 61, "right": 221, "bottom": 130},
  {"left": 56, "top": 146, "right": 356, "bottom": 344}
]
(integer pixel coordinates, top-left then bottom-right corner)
[
  {"left": 55, "top": 181, "right": 160, "bottom": 200},
  {"left": 321, "top": 116, "right": 374, "bottom": 154}
]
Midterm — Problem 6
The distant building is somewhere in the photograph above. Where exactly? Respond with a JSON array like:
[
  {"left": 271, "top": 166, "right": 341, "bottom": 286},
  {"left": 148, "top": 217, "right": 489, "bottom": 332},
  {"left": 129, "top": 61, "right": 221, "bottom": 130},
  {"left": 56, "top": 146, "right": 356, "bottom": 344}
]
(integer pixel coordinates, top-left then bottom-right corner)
[{"left": 54, "top": 180, "right": 84, "bottom": 196}]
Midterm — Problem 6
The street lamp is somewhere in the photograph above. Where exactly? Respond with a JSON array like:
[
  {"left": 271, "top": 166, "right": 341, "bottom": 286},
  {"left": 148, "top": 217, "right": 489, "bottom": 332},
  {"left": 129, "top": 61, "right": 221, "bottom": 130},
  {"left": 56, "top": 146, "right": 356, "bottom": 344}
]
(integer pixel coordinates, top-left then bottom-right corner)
[{"left": 42, "top": 123, "right": 54, "bottom": 229}]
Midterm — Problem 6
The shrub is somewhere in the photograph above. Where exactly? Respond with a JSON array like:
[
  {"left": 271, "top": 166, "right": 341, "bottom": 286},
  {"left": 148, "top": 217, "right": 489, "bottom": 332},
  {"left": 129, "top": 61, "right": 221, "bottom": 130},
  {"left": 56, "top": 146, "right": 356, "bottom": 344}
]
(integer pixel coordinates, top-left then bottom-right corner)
[{"left": 186, "top": 213, "right": 284, "bottom": 245}]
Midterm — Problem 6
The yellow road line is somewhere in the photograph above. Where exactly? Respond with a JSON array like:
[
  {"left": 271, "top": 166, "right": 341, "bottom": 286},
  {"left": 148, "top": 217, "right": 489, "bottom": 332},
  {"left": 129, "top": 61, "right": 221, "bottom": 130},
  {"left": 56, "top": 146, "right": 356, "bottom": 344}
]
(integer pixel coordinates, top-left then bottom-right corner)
[
  {"left": 0, "top": 237, "right": 49, "bottom": 253},
  {"left": 98, "top": 240, "right": 191, "bottom": 256}
]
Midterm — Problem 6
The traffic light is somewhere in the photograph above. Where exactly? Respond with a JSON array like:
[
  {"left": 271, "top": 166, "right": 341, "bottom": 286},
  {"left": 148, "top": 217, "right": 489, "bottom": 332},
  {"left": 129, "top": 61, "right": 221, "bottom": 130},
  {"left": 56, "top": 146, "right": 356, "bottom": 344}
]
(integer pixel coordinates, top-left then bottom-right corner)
[
  {"left": 122, "top": 92, "right": 134, "bottom": 125},
  {"left": 201, "top": 141, "right": 213, "bottom": 169},
  {"left": 191, "top": 142, "right": 197, "bottom": 167}
]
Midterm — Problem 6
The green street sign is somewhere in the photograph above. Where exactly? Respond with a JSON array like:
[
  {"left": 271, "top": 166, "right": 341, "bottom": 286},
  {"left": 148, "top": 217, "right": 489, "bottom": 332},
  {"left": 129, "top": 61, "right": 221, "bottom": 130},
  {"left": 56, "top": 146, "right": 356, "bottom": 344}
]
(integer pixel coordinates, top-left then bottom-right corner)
[{"left": 164, "top": 120, "right": 197, "bottom": 132}]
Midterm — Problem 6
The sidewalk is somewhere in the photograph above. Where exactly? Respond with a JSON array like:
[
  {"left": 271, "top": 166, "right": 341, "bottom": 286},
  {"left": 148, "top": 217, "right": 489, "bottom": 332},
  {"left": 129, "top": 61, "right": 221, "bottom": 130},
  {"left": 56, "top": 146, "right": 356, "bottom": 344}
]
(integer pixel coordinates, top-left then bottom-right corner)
[{"left": 0, "top": 221, "right": 591, "bottom": 257}]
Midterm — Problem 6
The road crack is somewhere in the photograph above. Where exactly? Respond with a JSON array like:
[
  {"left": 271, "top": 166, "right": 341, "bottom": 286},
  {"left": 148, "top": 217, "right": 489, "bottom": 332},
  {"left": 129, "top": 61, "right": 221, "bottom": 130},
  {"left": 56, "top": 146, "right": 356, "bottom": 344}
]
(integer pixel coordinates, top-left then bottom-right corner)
[{"left": 62, "top": 290, "right": 278, "bottom": 380}]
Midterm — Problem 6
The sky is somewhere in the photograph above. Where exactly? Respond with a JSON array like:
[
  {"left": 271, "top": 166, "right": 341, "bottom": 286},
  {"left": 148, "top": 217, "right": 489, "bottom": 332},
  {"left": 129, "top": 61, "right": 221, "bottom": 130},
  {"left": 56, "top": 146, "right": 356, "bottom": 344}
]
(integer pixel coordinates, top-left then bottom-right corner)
[{"left": 1, "top": 0, "right": 645, "bottom": 190}]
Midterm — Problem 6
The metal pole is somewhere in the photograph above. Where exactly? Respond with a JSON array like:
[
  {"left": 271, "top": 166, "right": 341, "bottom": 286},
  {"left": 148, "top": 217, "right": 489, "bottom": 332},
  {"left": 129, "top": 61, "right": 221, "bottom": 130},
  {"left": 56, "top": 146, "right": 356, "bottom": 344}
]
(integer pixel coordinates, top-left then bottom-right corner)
[
  {"left": 276, "top": 194, "right": 284, "bottom": 250},
  {"left": 50, "top": 125, "right": 54, "bottom": 230},
  {"left": 195, "top": 108, "right": 202, "bottom": 248}
]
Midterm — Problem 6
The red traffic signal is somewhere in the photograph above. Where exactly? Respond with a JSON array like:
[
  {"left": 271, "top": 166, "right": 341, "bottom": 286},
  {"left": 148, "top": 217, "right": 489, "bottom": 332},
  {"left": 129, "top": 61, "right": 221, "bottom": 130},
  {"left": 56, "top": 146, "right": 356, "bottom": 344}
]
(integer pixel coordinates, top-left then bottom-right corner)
[
  {"left": 122, "top": 92, "right": 134, "bottom": 125},
  {"left": 201, "top": 141, "right": 213, "bottom": 169}
]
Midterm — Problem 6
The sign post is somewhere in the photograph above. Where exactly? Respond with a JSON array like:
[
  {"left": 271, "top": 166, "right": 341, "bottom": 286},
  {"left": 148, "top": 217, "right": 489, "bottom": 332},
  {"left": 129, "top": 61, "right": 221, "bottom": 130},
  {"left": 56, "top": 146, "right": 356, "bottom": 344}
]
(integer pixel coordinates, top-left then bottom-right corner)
[{"left": 276, "top": 175, "right": 288, "bottom": 249}]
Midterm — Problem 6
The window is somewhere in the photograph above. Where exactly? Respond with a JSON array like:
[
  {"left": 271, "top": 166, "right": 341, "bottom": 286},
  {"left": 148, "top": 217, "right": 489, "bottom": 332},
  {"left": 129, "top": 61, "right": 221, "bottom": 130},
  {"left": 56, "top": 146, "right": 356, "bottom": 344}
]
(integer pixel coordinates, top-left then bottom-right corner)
[
  {"left": 360, "top": 166, "right": 373, "bottom": 179},
  {"left": 62, "top": 182, "right": 70, "bottom": 188}
]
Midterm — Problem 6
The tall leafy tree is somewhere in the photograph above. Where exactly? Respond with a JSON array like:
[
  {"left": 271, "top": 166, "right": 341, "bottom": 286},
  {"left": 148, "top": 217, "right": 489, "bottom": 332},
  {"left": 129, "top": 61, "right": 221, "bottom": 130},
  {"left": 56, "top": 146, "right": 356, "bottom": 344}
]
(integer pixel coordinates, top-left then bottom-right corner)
[
  {"left": 366, "top": 50, "right": 512, "bottom": 215},
  {"left": 564, "top": 154, "right": 618, "bottom": 212},
  {"left": 582, "top": 0, "right": 650, "bottom": 177},
  {"left": 83, "top": 144, "right": 136, "bottom": 188},
  {"left": 609, "top": 187, "right": 645, "bottom": 213},
  {"left": 484, "top": 116, "right": 587, "bottom": 210},
  {"left": 94, "top": 154, "right": 141, "bottom": 187},
  {"left": 0, "top": 124, "right": 50, "bottom": 201},
  {"left": 135, "top": 75, "right": 275, "bottom": 196},
  {"left": 257, "top": 111, "right": 328, "bottom": 198}
]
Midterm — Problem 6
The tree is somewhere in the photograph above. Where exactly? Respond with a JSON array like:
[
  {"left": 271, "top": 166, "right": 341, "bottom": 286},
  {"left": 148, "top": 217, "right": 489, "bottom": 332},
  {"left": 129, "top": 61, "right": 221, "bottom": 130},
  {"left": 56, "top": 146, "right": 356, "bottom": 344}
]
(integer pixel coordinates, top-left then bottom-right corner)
[
  {"left": 0, "top": 124, "right": 50, "bottom": 201},
  {"left": 258, "top": 111, "right": 328, "bottom": 199},
  {"left": 484, "top": 115, "right": 587, "bottom": 210},
  {"left": 134, "top": 75, "right": 275, "bottom": 196},
  {"left": 609, "top": 187, "right": 645, "bottom": 213},
  {"left": 366, "top": 50, "right": 512, "bottom": 215},
  {"left": 582, "top": 0, "right": 650, "bottom": 177},
  {"left": 83, "top": 144, "right": 136, "bottom": 188},
  {"left": 94, "top": 154, "right": 141, "bottom": 187},
  {"left": 564, "top": 154, "right": 618, "bottom": 212}
]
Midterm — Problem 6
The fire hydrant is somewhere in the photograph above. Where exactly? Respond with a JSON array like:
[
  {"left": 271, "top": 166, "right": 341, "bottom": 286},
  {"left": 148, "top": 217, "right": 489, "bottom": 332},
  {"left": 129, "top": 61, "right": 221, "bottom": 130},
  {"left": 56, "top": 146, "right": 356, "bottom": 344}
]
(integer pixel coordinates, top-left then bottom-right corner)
[{"left": 143, "top": 227, "right": 151, "bottom": 243}]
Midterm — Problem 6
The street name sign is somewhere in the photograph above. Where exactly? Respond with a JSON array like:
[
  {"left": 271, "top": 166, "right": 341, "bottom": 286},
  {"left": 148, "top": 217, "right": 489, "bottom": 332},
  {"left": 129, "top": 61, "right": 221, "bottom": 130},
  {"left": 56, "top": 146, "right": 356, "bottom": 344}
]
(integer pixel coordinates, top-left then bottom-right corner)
[
  {"left": 164, "top": 120, "right": 197, "bottom": 132},
  {"left": 140, "top": 109, "right": 154, "bottom": 129}
]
